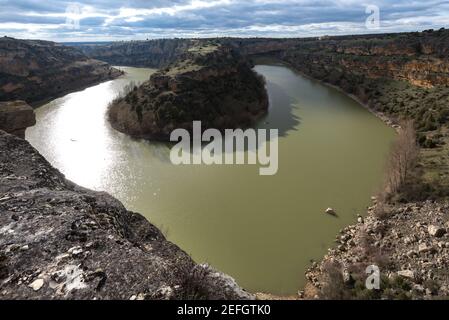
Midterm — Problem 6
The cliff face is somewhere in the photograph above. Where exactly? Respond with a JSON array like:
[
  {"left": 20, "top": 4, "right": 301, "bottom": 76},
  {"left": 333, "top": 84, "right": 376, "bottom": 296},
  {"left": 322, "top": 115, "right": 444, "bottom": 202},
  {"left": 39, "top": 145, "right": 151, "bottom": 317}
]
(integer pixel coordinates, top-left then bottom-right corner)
[
  {"left": 0, "top": 37, "right": 123, "bottom": 106},
  {"left": 108, "top": 43, "right": 269, "bottom": 140},
  {"left": 304, "top": 200, "right": 449, "bottom": 300},
  {"left": 0, "top": 130, "right": 254, "bottom": 300},
  {"left": 76, "top": 39, "right": 193, "bottom": 68},
  {"left": 234, "top": 30, "right": 449, "bottom": 139}
]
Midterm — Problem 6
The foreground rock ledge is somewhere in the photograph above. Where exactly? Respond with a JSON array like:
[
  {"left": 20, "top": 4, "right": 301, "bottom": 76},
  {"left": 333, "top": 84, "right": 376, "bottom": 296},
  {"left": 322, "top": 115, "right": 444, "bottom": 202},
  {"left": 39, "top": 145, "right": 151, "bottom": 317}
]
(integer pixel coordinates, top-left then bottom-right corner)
[
  {"left": 0, "top": 131, "right": 253, "bottom": 300},
  {"left": 0, "top": 101, "right": 35, "bottom": 138}
]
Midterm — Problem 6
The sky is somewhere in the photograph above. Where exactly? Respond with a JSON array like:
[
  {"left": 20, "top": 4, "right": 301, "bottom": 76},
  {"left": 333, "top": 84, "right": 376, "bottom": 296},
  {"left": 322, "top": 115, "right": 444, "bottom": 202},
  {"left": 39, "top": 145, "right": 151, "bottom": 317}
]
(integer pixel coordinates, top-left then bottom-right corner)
[{"left": 0, "top": 0, "right": 448, "bottom": 42}]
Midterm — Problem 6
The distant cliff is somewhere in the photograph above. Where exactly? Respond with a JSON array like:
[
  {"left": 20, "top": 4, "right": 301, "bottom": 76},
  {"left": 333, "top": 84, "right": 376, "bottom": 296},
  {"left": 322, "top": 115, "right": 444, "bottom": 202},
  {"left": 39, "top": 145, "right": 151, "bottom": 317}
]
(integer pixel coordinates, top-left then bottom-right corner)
[
  {"left": 77, "top": 39, "right": 193, "bottom": 68},
  {"left": 0, "top": 37, "right": 123, "bottom": 106},
  {"left": 108, "top": 43, "right": 269, "bottom": 140}
]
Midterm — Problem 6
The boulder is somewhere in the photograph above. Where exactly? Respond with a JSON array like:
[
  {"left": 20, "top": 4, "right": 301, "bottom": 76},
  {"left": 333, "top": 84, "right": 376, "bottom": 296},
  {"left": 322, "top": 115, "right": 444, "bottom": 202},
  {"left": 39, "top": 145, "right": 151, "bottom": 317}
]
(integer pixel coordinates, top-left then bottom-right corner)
[
  {"left": 0, "top": 100, "right": 36, "bottom": 138},
  {"left": 428, "top": 225, "right": 446, "bottom": 238}
]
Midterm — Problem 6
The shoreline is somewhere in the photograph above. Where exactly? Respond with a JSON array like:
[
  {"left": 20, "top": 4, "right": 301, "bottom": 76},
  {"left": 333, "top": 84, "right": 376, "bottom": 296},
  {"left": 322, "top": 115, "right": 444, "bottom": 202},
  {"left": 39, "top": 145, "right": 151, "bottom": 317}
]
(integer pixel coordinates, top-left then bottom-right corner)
[
  {"left": 263, "top": 58, "right": 400, "bottom": 133},
  {"left": 30, "top": 71, "right": 124, "bottom": 109},
  {"left": 24, "top": 61, "right": 397, "bottom": 300},
  {"left": 251, "top": 59, "right": 399, "bottom": 300}
]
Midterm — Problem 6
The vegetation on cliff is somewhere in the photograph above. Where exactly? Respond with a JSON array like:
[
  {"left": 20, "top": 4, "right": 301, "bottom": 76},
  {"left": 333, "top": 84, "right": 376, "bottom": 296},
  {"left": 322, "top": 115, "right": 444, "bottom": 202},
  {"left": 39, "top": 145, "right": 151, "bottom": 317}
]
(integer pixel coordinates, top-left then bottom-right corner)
[
  {"left": 76, "top": 39, "right": 192, "bottom": 68},
  {"left": 108, "top": 42, "right": 269, "bottom": 140},
  {"left": 0, "top": 37, "right": 123, "bottom": 106},
  {"left": 273, "top": 29, "right": 449, "bottom": 300},
  {"left": 0, "top": 130, "right": 254, "bottom": 300}
]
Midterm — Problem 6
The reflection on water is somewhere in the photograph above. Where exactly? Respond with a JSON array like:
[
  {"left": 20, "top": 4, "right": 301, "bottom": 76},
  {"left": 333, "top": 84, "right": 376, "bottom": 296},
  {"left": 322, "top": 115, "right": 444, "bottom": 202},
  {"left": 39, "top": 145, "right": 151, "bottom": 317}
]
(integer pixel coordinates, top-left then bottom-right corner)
[{"left": 27, "top": 65, "right": 395, "bottom": 295}]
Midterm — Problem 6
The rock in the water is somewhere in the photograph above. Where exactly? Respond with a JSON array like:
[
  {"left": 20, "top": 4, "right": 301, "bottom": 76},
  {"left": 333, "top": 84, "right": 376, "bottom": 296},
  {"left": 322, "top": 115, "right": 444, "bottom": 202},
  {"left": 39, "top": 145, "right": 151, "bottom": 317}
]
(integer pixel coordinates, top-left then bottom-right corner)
[
  {"left": 0, "top": 101, "right": 35, "bottom": 138},
  {"left": 325, "top": 208, "right": 337, "bottom": 216},
  {"left": 357, "top": 215, "right": 364, "bottom": 223},
  {"left": 428, "top": 225, "right": 446, "bottom": 238}
]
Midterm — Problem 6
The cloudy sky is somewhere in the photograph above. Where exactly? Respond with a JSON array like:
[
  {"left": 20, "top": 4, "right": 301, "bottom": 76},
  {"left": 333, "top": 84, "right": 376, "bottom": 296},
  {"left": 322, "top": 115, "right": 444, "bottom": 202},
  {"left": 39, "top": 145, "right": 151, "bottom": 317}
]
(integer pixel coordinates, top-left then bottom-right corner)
[{"left": 0, "top": 0, "right": 448, "bottom": 41}]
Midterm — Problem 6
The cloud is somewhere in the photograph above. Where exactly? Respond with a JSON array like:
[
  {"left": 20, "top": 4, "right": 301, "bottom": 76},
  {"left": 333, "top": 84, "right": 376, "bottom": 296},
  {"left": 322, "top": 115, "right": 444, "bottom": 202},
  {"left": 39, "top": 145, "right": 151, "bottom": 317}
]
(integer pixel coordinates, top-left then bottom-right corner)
[{"left": 0, "top": 0, "right": 447, "bottom": 41}]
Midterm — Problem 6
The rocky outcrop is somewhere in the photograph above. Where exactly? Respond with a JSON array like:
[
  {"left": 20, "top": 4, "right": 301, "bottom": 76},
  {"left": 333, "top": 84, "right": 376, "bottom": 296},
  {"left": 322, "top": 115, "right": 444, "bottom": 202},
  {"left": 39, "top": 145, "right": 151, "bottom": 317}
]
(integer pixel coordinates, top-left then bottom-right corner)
[
  {"left": 0, "top": 37, "right": 123, "bottom": 106},
  {"left": 276, "top": 30, "right": 449, "bottom": 88},
  {"left": 74, "top": 31, "right": 449, "bottom": 137},
  {"left": 0, "top": 101, "right": 35, "bottom": 138},
  {"left": 108, "top": 43, "right": 269, "bottom": 140},
  {"left": 0, "top": 131, "right": 254, "bottom": 300},
  {"left": 305, "top": 200, "right": 449, "bottom": 299}
]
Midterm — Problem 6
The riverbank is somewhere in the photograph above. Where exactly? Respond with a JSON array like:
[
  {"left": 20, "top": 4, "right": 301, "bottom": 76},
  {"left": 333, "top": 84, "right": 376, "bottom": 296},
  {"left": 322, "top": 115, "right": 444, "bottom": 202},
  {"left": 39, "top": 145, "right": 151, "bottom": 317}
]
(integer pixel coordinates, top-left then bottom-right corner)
[
  {"left": 0, "top": 37, "right": 123, "bottom": 106},
  {"left": 108, "top": 43, "right": 269, "bottom": 140},
  {"left": 29, "top": 73, "right": 124, "bottom": 109},
  {"left": 264, "top": 58, "right": 400, "bottom": 133},
  {"left": 304, "top": 199, "right": 449, "bottom": 299}
]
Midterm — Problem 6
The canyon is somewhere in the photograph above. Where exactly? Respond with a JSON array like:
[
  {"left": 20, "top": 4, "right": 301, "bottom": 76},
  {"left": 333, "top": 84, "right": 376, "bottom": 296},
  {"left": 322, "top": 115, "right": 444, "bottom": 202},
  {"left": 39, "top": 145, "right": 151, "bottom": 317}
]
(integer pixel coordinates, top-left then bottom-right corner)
[
  {"left": 0, "top": 126, "right": 253, "bottom": 300},
  {"left": 69, "top": 29, "right": 449, "bottom": 298},
  {"left": 1, "top": 29, "right": 449, "bottom": 299}
]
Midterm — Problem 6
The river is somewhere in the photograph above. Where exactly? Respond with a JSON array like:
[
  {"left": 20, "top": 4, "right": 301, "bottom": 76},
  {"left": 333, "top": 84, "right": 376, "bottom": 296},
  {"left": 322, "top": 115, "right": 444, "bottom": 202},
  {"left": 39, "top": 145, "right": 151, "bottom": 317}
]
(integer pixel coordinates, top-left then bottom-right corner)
[{"left": 26, "top": 64, "right": 395, "bottom": 295}]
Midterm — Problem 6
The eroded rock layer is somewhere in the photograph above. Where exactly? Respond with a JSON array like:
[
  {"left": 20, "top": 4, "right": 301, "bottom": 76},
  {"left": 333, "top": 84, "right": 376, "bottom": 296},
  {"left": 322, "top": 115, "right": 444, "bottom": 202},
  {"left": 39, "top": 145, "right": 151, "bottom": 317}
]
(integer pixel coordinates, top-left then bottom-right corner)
[{"left": 0, "top": 101, "right": 35, "bottom": 138}]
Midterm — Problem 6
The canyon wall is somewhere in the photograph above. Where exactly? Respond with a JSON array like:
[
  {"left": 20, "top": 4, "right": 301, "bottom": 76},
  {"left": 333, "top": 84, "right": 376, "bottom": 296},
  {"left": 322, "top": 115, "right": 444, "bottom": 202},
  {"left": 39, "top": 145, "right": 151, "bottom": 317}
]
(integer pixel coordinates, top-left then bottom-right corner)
[
  {"left": 0, "top": 37, "right": 123, "bottom": 106},
  {"left": 0, "top": 101, "right": 35, "bottom": 138},
  {"left": 80, "top": 30, "right": 449, "bottom": 139}
]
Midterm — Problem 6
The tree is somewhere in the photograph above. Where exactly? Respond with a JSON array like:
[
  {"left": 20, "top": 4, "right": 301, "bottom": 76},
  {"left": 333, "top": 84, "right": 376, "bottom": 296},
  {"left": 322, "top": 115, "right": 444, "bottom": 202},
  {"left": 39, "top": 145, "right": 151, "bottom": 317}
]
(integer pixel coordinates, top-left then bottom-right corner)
[{"left": 385, "top": 120, "right": 419, "bottom": 194}]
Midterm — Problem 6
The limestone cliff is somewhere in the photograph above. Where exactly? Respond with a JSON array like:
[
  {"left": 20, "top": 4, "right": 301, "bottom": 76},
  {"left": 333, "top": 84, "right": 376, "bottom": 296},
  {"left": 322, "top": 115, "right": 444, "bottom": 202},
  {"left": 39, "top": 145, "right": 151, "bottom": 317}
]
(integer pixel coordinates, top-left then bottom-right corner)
[
  {"left": 0, "top": 37, "right": 123, "bottom": 106},
  {"left": 0, "top": 101, "right": 35, "bottom": 138},
  {"left": 108, "top": 43, "right": 269, "bottom": 140},
  {"left": 0, "top": 130, "right": 254, "bottom": 300},
  {"left": 76, "top": 39, "right": 192, "bottom": 68}
]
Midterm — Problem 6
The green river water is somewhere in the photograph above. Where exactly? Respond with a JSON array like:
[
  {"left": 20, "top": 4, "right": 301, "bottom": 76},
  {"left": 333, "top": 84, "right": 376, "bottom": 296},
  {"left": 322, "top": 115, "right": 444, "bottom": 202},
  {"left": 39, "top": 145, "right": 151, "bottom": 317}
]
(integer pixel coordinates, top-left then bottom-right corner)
[{"left": 26, "top": 63, "right": 395, "bottom": 295}]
